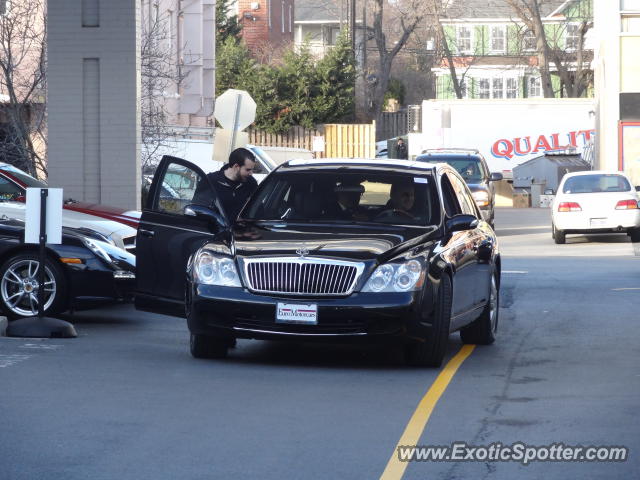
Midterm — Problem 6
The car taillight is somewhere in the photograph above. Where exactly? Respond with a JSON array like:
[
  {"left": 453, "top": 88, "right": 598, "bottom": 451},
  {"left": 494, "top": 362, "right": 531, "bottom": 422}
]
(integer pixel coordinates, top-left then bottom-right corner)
[
  {"left": 615, "top": 199, "right": 639, "bottom": 210},
  {"left": 558, "top": 202, "right": 582, "bottom": 212}
]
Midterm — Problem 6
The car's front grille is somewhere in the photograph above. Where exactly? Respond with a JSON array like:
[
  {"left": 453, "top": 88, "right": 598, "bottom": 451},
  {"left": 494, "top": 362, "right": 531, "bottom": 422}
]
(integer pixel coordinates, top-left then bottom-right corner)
[{"left": 243, "top": 258, "right": 364, "bottom": 296}]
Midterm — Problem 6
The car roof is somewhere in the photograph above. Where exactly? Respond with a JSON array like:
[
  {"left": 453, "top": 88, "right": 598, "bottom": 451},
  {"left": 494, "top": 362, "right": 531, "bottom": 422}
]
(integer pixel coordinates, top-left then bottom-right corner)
[{"left": 283, "top": 158, "right": 438, "bottom": 171}]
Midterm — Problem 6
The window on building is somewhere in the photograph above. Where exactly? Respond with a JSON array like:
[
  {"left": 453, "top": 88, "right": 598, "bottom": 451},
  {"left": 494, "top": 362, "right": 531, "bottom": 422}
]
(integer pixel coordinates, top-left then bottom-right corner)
[
  {"left": 456, "top": 25, "right": 473, "bottom": 54},
  {"left": 477, "top": 78, "right": 490, "bottom": 99},
  {"left": 566, "top": 23, "right": 580, "bottom": 50},
  {"left": 622, "top": 15, "right": 640, "bottom": 32},
  {"left": 528, "top": 76, "right": 542, "bottom": 97},
  {"left": 0, "top": 0, "right": 7, "bottom": 15},
  {"left": 289, "top": 4, "right": 292, "bottom": 33},
  {"left": 490, "top": 25, "right": 506, "bottom": 53},
  {"left": 621, "top": 0, "right": 640, "bottom": 10},
  {"left": 475, "top": 76, "right": 520, "bottom": 99},
  {"left": 281, "top": 1, "right": 285, "bottom": 34},
  {"left": 492, "top": 78, "right": 504, "bottom": 98},
  {"left": 506, "top": 78, "right": 518, "bottom": 98},
  {"left": 523, "top": 29, "right": 537, "bottom": 52}
]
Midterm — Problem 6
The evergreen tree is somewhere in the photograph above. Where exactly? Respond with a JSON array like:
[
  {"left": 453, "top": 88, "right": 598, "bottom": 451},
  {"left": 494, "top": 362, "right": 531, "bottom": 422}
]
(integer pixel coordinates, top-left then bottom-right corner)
[
  {"left": 216, "top": 0, "right": 242, "bottom": 46},
  {"left": 314, "top": 30, "right": 356, "bottom": 123}
]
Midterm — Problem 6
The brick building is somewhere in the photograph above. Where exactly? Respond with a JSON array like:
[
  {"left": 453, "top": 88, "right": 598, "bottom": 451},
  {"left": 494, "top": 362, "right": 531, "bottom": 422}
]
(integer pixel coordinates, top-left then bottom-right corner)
[{"left": 236, "top": 0, "right": 295, "bottom": 52}]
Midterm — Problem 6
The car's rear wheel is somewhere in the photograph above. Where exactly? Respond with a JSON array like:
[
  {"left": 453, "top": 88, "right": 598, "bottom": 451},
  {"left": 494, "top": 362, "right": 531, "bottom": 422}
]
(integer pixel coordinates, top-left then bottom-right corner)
[
  {"left": 405, "top": 275, "right": 452, "bottom": 368},
  {"left": 552, "top": 222, "right": 566, "bottom": 244},
  {"left": 189, "top": 333, "right": 229, "bottom": 359},
  {"left": 0, "top": 253, "right": 67, "bottom": 320},
  {"left": 629, "top": 228, "right": 640, "bottom": 243},
  {"left": 460, "top": 272, "right": 499, "bottom": 345}
]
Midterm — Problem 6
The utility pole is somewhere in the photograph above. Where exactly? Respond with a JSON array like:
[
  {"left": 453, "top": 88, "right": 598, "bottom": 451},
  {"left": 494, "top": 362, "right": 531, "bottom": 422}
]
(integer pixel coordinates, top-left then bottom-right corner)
[{"left": 350, "top": 0, "right": 356, "bottom": 54}]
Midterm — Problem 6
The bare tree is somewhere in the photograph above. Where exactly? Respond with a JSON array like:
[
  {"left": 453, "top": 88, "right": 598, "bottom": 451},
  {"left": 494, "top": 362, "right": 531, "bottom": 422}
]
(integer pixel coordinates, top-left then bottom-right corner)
[
  {"left": 0, "top": 0, "right": 46, "bottom": 177},
  {"left": 506, "top": 0, "right": 592, "bottom": 98},
  {"left": 364, "top": 0, "right": 427, "bottom": 120},
  {"left": 140, "top": 3, "right": 187, "bottom": 171}
]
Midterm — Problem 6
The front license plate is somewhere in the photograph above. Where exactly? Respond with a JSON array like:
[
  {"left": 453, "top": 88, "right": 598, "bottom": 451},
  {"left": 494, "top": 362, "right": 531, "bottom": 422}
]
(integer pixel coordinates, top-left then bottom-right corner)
[
  {"left": 276, "top": 303, "right": 318, "bottom": 325},
  {"left": 590, "top": 218, "right": 607, "bottom": 227}
]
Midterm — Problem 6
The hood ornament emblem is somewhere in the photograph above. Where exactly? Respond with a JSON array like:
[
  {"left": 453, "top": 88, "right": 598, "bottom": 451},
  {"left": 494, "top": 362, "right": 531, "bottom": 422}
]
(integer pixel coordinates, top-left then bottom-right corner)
[{"left": 296, "top": 246, "right": 310, "bottom": 258}]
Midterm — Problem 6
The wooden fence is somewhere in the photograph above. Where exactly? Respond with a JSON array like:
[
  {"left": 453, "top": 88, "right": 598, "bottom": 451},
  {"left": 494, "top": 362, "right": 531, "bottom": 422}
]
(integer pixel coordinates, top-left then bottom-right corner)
[
  {"left": 247, "top": 122, "right": 376, "bottom": 158},
  {"left": 247, "top": 126, "right": 322, "bottom": 151},
  {"left": 324, "top": 122, "right": 376, "bottom": 158}
]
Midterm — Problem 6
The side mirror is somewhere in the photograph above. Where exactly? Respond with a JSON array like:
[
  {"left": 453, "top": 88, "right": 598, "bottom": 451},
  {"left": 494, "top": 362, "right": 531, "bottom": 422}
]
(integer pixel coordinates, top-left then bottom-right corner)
[
  {"left": 184, "top": 204, "right": 227, "bottom": 230},
  {"left": 635, "top": 186, "right": 640, "bottom": 192},
  {"left": 446, "top": 214, "right": 479, "bottom": 233},
  {"left": 489, "top": 172, "right": 503, "bottom": 182}
]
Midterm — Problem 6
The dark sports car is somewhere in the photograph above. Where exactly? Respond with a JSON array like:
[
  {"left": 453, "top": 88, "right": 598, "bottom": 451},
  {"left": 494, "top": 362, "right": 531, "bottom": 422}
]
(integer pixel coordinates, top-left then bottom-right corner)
[
  {"left": 0, "top": 219, "right": 136, "bottom": 319},
  {"left": 136, "top": 157, "right": 500, "bottom": 367}
]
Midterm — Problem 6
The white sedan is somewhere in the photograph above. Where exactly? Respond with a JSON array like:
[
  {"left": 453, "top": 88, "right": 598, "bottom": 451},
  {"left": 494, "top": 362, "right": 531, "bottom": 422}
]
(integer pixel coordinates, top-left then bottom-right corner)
[{"left": 551, "top": 171, "right": 640, "bottom": 244}]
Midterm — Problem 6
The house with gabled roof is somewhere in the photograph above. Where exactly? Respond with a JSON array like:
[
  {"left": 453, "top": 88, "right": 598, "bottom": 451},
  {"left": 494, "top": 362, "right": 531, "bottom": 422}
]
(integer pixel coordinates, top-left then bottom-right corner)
[{"left": 434, "top": 0, "right": 593, "bottom": 99}]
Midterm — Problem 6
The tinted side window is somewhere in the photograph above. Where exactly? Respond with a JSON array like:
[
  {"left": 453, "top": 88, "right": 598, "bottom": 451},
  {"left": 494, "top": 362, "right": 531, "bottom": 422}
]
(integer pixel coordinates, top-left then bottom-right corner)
[
  {"left": 153, "top": 162, "right": 209, "bottom": 215},
  {"left": 447, "top": 173, "right": 477, "bottom": 216},
  {"left": 0, "top": 177, "right": 23, "bottom": 200},
  {"left": 441, "top": 174, "right": 462, "bottom": 217}
]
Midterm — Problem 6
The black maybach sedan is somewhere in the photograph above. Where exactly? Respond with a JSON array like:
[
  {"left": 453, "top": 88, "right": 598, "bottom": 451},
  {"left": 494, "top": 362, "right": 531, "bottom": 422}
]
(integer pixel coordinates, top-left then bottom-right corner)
[
  {"left": 0, "top": 219, "right": 136, "bottom": 319},
  {"left": 136, "top": 157, "right": 501, "bottom": 367}
]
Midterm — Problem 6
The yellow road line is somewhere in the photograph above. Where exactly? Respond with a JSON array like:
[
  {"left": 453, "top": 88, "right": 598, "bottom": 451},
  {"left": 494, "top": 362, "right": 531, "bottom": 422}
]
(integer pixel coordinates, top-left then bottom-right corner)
[{"left": 380, "top": 345, "right": 476, "bottom": 480}]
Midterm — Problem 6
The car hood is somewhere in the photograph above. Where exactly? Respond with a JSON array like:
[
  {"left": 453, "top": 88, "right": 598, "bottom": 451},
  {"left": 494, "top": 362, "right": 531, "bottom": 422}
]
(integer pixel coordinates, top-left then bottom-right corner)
[
  {"left": 230, "top": 221, "right": 439, "bottom": 263},
  {"left": 466, "top": 182, "right": 489, "bottom": 193}
]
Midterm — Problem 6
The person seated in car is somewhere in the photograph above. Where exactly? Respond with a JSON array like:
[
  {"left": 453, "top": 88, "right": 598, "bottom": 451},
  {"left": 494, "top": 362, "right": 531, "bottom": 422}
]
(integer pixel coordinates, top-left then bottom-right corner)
[
  {"left": 460, "top": 163, "right": 478, "bottom": 179},
  {"left": 379, "top": 181, "right": 416, "bottom": 219},
  {"left": 325, "top": 181, "right": 368, "bottom": 221}
]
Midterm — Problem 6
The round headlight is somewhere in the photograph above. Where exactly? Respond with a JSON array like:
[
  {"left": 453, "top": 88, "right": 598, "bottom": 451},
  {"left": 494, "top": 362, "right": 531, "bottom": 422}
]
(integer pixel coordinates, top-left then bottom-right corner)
[
  {"left": 219, "top": 258, "right": 238, "bottom": 284},
  {"left": 368, "top": 264, "right": 394, "bottom": 292},
  {"left": 196, "top": 251, "right": 218, "bottom": 283},
  {"left": 393, "top": 260, "right": 422, "bottom": 291}
]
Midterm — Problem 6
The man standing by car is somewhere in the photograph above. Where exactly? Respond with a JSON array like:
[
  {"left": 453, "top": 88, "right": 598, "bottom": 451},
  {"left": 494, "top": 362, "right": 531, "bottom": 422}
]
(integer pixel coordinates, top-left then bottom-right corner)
[
  {"left": 396, "top": 138, "right": 408, "bottom": 159},
  {"left": 195, "top": 147, "right": 258, "bottom": 222}
]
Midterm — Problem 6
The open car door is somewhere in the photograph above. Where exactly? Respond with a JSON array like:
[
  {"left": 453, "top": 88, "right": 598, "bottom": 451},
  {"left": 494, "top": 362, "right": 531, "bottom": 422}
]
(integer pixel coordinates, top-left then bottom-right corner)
[{"left": 135, "top": 156, "right": 228, "bottom": 317}]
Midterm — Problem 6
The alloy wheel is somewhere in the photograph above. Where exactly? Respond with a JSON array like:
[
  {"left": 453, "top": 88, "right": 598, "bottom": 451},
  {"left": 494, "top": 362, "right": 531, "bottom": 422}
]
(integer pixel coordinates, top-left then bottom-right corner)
[{"left": 1, "top": 259, "right": 57, "bottom": 317}]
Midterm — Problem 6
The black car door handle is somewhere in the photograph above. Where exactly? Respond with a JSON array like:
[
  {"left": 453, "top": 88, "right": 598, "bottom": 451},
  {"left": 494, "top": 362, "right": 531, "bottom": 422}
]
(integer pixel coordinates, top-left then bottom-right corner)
[{"left": 139, "top": 228, "right": 155, "bottom": 238}]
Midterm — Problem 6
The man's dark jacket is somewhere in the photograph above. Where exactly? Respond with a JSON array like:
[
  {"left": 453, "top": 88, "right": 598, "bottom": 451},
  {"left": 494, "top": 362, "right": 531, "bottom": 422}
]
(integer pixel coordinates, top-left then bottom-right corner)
[{"left": 194, "top": 165, "right": 258, "bottom": 222}]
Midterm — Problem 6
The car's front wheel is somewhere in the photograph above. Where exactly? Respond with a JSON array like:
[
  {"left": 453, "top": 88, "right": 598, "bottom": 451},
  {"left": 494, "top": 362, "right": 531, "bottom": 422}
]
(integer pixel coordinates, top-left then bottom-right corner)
[
  {"left": 0, "top": 253, "right": 67, "bottom": 320},
  {"left": 405, "top": 275, "right": 452, "bottom": 368},
  {"left": 189, "top": 333, "right": 230, "bottom": 359},
  {"left": 552, "top": 222, "right": 566, "bottom": 244},
  {"left": 460, "top": 273, "right": 499, "bottom": 345}
]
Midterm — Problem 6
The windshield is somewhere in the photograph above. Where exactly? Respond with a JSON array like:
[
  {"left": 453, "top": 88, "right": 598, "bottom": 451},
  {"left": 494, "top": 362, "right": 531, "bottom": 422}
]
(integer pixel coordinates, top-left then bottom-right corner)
[
  {"left": 0, "top": 164, "right": 48, "bottom": 188},
  {"left": 421, "top": 156, "right": 487, "bottom": 183},
  {"left": 562, "top": 174, "right": 631, "bottom": 194},
  {"left": 243, "top": 171, "right": 440, "bottom": 226}
]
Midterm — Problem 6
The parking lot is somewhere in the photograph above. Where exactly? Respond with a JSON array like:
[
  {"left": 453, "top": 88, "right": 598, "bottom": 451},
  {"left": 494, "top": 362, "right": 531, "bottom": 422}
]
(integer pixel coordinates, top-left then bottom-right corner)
[{"left": 1, "top": 207, "right": 639, "bottom": 479}]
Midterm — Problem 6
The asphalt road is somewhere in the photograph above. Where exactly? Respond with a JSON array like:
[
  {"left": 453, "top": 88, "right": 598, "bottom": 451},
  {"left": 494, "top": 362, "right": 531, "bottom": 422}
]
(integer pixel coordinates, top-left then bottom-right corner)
[{"left": 2, "top": 207, "right": 639, "bottom": 479}]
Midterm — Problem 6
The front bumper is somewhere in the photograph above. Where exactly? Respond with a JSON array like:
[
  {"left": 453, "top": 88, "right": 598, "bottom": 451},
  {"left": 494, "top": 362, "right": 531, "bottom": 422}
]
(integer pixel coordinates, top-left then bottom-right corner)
[{"left": 187, "top": 285, "right": 435, "bottom": 343}]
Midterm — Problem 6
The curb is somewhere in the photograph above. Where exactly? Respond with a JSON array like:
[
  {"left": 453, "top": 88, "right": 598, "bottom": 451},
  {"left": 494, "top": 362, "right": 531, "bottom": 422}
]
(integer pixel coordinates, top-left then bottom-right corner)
[{"left": 0, "top": 316, "right": 7, "bottom": 337}]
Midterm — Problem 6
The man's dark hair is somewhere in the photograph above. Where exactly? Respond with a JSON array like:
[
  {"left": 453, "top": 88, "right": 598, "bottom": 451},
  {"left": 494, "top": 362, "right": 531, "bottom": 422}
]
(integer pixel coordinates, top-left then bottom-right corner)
[{"left": 229, "top": 147, "right": 256, "bottom": 168}]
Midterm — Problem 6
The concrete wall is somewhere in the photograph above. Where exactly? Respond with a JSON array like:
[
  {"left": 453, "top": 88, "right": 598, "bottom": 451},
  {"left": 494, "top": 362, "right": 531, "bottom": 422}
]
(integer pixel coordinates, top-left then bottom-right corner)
[{"left": 48, "top": 0, "right": 141, "bottom": 209}]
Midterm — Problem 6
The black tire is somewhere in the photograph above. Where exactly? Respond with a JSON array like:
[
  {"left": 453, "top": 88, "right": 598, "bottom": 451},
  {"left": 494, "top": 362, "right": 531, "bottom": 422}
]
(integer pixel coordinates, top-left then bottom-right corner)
[
  {"left": 405, "top": 275, "right": 452, "bottom": 368},
  {"left": 189, "top": 333, "right": 229, "bottom": 359},
  {"left": 630, "top": 228, "right": 640, "bottom": 243},
  {"left": 0, "top": 252, "right": 67, "bottom": 320},
  {"left": 552, "top": 222, "right": 566, "bottom": 244},
  {"left": 460, "top": 272, "right": 499, "bottom": 345}
]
